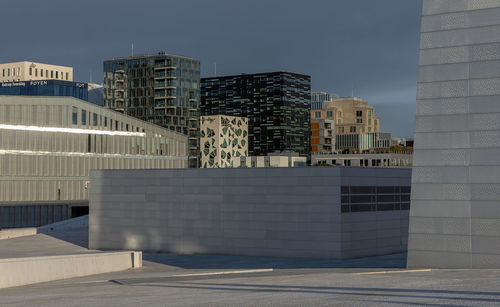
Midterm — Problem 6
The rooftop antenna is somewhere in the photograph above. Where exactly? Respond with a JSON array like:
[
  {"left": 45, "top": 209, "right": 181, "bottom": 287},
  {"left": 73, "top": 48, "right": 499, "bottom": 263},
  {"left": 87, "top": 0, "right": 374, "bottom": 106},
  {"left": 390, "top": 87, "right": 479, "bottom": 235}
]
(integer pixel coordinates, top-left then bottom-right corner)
[
  {"left": 214, "top": 62, "right": 217, "bottom": 77},
  {"left": 89, "top": 70, "right": 92, "bottom": 83},
  {"left": 351, "top": 84, "right": 354, "bottom": 98},
  {"left": 131, "top": 43, "right": 134, "bottom": 57}
]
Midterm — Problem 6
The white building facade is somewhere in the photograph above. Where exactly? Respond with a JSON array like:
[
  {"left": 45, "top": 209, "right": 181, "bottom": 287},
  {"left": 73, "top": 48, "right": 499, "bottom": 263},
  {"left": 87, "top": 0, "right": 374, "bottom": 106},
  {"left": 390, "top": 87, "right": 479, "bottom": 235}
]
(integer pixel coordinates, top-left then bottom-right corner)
[
  {"left": 0, "top": 96, "right": 187, "bottom": 227},
  {"left": 200, "top": 115, "right": 248, "bottom": 168}
]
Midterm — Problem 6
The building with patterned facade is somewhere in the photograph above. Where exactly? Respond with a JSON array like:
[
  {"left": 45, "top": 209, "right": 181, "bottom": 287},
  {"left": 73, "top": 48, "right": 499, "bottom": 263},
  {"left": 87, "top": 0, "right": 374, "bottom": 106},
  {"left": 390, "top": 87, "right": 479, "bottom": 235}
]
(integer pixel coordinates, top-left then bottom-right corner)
[
  {"left": 201, "top": 72, "right": 311, "bottom": 157},
  {"left": 103, "top": 53, "right": 200, "bottom": 168},
  {"left": 200, "top": 115, "right": 248, "bottom": 168},
  {"left": 0, "top": 95, "right": 188, "bottom": 228}
]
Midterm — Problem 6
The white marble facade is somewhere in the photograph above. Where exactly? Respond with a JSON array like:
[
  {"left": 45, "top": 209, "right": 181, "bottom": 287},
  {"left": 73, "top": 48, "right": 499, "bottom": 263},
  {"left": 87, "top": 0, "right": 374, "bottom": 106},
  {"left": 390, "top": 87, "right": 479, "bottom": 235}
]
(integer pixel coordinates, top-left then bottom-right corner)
[{"left": 408, "top": 0, "right": 500, "bottom": 268}]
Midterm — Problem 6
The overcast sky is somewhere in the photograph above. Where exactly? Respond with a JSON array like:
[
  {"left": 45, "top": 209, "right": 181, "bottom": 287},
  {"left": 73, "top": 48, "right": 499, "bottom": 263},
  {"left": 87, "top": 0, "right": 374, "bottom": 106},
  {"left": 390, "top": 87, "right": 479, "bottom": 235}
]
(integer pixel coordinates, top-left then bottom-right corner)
[{"left": 0, "top": 0, "right": 422, "bottom": 138}]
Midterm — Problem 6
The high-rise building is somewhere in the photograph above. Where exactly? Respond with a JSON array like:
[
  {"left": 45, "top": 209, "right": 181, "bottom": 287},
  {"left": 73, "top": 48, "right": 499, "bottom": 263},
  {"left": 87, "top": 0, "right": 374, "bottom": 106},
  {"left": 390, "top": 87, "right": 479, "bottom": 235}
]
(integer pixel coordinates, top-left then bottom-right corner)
[
  {"left": 0, "top": 61, "right": 73, "bottom": 82},
  {"left": 200, "top": 115, "right": 248, "bottom": 168},
  {"left": 103, "top": 53, "right": 201, "bottom": 167},
  {"left": 311, "top": 92, "right": 339, "bottom": 110},
  {"left": 201, "top": 72, "right": 311, "bottom": 157}
]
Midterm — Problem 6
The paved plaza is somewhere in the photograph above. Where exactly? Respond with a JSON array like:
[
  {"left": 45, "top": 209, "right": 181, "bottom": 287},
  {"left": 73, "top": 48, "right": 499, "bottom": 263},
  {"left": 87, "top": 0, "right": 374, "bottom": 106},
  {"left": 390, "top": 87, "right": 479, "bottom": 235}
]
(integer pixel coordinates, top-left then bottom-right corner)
[{"left": 1, "top": 249, "right": 500, "bottom": 306}]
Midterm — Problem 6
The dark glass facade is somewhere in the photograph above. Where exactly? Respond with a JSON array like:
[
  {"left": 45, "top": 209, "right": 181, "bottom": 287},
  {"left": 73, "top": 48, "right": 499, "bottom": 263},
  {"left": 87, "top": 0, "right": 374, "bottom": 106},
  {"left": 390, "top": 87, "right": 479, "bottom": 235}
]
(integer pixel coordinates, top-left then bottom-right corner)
[
  {"left": 0, "top": 80, "right": 88, "bottom": 101},
  {"left": 103, "top": 54, "right": 201, "bottom": 168},
  {"left": 201, "top": 72, "right": 311, "bottom": 157}
]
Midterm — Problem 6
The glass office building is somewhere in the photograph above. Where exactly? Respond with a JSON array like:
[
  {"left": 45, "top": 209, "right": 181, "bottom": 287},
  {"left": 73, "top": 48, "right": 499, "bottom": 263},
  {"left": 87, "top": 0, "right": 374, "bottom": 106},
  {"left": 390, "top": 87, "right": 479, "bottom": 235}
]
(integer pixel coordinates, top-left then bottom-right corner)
[
  {"left": 103, "top": 53, "right": 201, "bottom": 168},
  {"left": 201, "top": 72, "right": 311, "bottom": 157},
  {"left": 0, "top": 80, "right": 88, "bottom": 101}
]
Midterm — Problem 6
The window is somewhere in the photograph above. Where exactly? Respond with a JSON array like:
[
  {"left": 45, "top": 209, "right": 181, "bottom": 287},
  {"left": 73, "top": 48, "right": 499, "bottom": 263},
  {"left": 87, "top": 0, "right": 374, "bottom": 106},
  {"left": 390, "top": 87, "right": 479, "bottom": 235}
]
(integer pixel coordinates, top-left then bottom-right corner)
[
  {"left": 66, "top": 72, "right": 68, "bottom": 80},
  {"left": 356, "top": 110, "right": 362, "bottom": 117},
  {"left": 350, "top": 126, "right": 356, "bottom": 133},
  {"left": 35, "top": 68, "right": 38, "bottom": 77},
  {"left": 41, "top": 69, "right": 44, "bottom": 77},
  {"left": 326, "top": 111, "right": 333, "bottom": 117},
  {"left": 338, "top": 111, "right": 341, "bottom": 117},
  {"left": 315, "top": 111, "right": 321, "bottom": 118},
  {"left": 368, "top": 118, "right": 371, "bottom": 125},
  {"left": 374, "top": 119, "right": 378, "bottom": 126},
  {"left": 81, "top": 110, "right": 87, "bottom": 125},
  {"left": 72, "top": 107, "right": 78, "bottom": 125},
  {"left": 56, "top": 71, "right": 59, "bottom": 79},
  {"left": 93, "top": 113, "right": 98, "bottom": 126},
  {"left": 368, "top": 127, "right": 372, "bottom": 132},
  {"left": 51, "top": 71, "right": 54, "bottom": 78},
  {"left": 356, "top": 119, "right": 362, "bottom": 123},
  {"left": 29, "top": 67, "right": 33, "bottom": 76},
  {"left": 46, "top": 70, "right": 49, "bottom": 77},
  {"left": 368, "top": 110, "right": 371, "bottom": 116},
  {"left": 7, "top": 68, "right": 10, "bottom": 76}
]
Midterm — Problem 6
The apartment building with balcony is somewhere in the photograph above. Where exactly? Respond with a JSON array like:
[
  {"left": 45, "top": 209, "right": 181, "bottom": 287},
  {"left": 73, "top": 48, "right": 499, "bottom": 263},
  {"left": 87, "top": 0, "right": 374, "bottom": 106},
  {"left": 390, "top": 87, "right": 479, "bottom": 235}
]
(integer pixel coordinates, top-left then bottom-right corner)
[
  {"left": 311, "top": 97, "right": 384, "bottom": 151},
  {"left": 311, "top": 119, "right": 335, "bottom": 154},
  {"left": 103, "top": 52, "right": 200, "bottom": 167}
]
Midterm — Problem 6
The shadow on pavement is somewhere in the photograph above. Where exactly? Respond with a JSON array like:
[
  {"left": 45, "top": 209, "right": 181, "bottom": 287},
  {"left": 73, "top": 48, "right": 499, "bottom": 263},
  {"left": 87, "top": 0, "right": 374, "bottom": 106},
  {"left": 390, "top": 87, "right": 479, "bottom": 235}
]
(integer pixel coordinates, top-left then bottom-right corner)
[{"left": 143, "top": 252, "right": 407, "bottom": 269}]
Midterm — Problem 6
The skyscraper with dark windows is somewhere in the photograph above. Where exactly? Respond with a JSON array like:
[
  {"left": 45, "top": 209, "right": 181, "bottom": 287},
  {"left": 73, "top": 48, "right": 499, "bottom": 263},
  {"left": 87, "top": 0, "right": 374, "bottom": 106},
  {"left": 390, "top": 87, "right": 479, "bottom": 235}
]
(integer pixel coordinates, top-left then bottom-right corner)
[
  {"left": 103, "top": 52, "right": 200, "bottom": 167},
  {"left": 201, "top": 72, "right": 311, "bottom": 157}
]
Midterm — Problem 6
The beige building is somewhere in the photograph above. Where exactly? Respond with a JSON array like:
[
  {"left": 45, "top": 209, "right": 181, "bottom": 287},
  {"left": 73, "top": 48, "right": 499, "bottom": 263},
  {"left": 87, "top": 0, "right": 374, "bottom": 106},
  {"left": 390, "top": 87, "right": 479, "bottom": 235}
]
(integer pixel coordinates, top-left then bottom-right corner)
[
  {"left": 0, "top": 61, "right": 73, "bottom": 82},
  {"left": 311, "top": 97, "right": 380, "bottom": 135},
  {"left": 200, "top": 115, "right": 248, "bottom": 168},
  {"left": 0, "top": 95, "right": 187, "bottom": 228}
]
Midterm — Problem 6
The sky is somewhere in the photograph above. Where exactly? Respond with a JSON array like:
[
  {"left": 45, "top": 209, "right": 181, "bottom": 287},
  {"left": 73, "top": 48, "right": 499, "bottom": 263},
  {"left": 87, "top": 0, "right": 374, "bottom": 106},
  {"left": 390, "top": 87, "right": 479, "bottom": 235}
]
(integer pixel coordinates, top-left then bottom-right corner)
[{"left": 0, "top": 0, "right": 422, "bottom": 138}]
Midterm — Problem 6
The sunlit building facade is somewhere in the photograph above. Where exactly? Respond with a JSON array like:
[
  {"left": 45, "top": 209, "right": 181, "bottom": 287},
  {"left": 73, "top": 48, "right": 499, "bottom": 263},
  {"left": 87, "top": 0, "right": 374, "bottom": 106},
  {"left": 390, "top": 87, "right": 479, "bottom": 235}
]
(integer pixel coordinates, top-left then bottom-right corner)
[{"left": 0, "top": 96, "right": 188, "bottom": 228}]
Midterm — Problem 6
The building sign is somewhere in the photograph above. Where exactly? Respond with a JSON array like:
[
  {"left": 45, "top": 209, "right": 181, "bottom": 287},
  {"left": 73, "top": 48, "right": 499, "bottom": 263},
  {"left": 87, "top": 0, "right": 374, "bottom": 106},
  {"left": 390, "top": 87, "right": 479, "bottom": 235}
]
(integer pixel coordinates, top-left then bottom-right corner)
[{"left": 1, "top": 82, "right": 26, "bottom": 87}]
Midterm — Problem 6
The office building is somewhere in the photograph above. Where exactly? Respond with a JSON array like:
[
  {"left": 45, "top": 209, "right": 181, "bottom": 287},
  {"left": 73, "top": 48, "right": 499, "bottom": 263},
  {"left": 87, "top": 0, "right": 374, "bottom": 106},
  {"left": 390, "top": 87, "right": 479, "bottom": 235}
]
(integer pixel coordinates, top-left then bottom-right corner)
[
  {"left": 0, "top": 80, "right": 88, "bottom": 101},
  {"left": 311, "top": 119, "right": 335, "bottom": 154},
  {"left": 200, "top": 115, "right": 248, "bottom": 168},
  {"left": 0, "top": 96, "right": 188, "bottom": 228},
  {"left": 408, "top": 1, "right": 500, "bottom": 269},
  {"left": 201, "top": 72, "right": 311, "bottom": 157},
  {"left": 311, "top": 92, "right": 339, "bottom": 110},
  {"left": 0, "top": 61, "right": 72, "bottom": 82},
  {"left": 103, "top": 53, "right": 200, "bottom": 167}
]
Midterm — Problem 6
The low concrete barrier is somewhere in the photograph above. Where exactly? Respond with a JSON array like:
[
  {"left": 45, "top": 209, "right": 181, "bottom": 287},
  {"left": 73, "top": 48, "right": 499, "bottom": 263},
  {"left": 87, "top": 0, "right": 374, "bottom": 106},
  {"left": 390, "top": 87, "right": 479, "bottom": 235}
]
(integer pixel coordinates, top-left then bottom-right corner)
[
  {"left": 0, "top": 251, "right": 142, "bottom": 289},
  {"left": 0, "top": 228, "right": 37, "bottom": 240}
]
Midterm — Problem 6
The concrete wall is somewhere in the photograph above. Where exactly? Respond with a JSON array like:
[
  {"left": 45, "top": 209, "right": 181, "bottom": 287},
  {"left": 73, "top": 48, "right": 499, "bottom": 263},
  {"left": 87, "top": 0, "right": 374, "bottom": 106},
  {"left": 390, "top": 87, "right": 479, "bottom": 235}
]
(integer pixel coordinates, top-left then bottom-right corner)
[
  {"left": 0, "top": 251, "right": 141, "bottom": 289},
  {"left": 90, "top": 167, "right": 410, "bottom": 259},
  {"left": 408, "top": 0, "right": 500, "bottom": 268}
]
